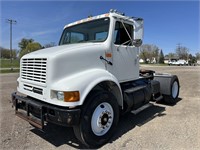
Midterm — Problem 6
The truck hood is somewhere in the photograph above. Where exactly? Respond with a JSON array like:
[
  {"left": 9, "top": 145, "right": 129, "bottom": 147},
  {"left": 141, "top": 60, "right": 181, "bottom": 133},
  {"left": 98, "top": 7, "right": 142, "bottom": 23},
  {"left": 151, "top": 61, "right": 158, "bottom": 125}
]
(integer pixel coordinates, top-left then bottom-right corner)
[
  {"left": 23, "top": 43, "right": 102, "bottom": 58},
  {"left": 21, "top": 42, "right": 107, "bottom": 87}
]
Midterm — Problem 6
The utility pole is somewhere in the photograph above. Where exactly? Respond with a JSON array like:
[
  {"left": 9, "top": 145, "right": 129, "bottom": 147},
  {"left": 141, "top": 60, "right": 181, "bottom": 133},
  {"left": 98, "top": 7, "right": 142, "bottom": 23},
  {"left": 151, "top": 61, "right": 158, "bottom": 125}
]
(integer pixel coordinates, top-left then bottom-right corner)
[
  {"left": 176, "top": 43, "right": 181, "bottom": 59},
  {"left": 6, "top": 19, "right": 17, "bottom": 71}
]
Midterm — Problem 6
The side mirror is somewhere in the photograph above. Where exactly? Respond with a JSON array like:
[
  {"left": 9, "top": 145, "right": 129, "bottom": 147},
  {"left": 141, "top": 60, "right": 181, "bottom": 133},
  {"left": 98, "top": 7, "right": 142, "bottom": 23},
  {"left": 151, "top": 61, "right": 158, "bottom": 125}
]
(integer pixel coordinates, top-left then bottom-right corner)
[
  {"left": 133, "top": 18, "right": 144, "bottom": 47},
  {"left": 133, "top": 39, "right": 142, "bottom": 47}
]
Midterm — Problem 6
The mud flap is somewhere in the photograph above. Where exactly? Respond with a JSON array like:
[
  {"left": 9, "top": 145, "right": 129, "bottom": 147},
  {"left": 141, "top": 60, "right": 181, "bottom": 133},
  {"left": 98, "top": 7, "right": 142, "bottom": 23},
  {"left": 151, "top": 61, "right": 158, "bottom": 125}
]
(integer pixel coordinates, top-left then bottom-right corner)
[{"left": 154, "top": 74, "right": 180, "bottom": 104}]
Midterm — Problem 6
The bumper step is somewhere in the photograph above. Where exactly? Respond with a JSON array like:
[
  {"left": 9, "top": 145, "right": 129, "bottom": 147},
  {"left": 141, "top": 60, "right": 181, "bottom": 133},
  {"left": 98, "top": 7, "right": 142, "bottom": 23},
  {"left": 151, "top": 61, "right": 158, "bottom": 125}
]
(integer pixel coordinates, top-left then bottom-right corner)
[
  {"left": 16, "top": 111, "right": 43, "bottom": 129},
  {"left": 11, "top": 92, "right": 81, "bottom": 128}
]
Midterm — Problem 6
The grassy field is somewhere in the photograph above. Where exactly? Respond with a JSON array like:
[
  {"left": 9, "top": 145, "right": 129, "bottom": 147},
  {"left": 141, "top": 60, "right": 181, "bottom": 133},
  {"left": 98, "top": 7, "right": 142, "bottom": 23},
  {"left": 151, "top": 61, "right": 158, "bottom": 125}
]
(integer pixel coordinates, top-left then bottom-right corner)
[
  {"left": 0, "top": 59, "right": 20, "bottom": 73},
  {"left": 0, "top": 59, "right": 20, "bottom": 68}
]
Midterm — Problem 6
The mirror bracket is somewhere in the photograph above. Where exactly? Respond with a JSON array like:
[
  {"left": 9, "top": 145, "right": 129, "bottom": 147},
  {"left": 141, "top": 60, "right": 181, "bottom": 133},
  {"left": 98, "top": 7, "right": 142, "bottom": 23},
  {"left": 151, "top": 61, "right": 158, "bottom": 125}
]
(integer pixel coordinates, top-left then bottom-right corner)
[{"left": 133, "top": 39, "right": 142, "bottom": 47}]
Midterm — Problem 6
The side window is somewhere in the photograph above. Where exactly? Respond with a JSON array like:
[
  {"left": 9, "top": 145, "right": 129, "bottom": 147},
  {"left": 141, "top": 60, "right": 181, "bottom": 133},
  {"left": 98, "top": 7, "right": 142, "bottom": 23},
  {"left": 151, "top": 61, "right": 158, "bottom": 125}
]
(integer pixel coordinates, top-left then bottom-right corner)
[{"left": 114, "top": 21, "right": 133, "bottom": 45}]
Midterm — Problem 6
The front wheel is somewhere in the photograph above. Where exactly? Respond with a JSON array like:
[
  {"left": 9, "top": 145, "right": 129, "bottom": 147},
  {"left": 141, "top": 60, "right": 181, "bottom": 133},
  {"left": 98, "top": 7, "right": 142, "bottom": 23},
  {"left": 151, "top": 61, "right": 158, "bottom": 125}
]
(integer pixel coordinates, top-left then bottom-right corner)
[{"left": 73, "top": 91, "right": 119, "bottom": 148}]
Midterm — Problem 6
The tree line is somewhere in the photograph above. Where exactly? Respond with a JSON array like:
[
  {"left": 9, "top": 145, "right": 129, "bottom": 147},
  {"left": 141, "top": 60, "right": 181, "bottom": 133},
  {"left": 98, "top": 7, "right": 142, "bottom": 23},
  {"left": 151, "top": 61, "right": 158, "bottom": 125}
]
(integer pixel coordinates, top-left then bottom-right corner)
[
  {"left": 0, "top": 38, "right": 56, "bottom": 59},
  {"left": 0, "top": 47, "right": 17, "bottom": 59},
  {"left": 1, "top": 39, "right": 200, "bottom": 64},
  {"left": 140, "top": 44, "right": 200, "bottom": 64}
]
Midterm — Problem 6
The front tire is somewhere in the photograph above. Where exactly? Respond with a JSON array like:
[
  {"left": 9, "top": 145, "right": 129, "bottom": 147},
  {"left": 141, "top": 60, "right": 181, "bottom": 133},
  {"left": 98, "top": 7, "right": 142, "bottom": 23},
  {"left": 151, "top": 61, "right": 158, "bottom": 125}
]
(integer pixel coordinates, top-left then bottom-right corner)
[{"left": 73, "top": 91, "right": 119, "bottom": 148}]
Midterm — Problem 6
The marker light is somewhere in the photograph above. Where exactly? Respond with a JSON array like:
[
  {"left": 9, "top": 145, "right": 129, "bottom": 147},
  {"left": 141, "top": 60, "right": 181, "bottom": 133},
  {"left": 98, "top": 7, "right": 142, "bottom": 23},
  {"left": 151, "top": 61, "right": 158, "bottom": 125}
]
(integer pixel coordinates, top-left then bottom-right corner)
[{"left": 105, "top": 53, "right": 112, "bottom": 58}]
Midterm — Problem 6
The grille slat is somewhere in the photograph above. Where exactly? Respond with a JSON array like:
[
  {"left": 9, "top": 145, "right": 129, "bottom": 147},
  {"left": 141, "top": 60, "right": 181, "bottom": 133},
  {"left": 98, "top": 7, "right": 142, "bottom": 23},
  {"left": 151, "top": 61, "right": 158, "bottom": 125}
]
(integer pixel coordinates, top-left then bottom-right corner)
[
  {"left": 22, "top": 67, "right": 46, "bottom": 69},
  {"left": 21, "top": 58, "right": 47, "bottom": 84},
  {"left": 23, "top": 84, "right": 43, "bottom": 95},
  {"left": 22, "top": 72, "right": 46, "bottom": 76}
]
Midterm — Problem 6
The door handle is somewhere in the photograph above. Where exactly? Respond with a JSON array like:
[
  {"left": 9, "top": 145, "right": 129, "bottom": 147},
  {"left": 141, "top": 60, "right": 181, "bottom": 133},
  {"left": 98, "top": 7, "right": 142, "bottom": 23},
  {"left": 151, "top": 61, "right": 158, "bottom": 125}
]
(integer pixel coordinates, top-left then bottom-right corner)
[{"left": 100, "top": 56, "right": 113, "bottom": 65}]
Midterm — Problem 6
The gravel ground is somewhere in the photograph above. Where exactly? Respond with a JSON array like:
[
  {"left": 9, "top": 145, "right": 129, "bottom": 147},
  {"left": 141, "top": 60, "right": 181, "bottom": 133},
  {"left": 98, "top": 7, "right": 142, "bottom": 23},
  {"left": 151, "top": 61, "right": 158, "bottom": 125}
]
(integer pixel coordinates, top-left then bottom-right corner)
[{"left": 0, "top": 66, "right": 200, "bottom": 150}]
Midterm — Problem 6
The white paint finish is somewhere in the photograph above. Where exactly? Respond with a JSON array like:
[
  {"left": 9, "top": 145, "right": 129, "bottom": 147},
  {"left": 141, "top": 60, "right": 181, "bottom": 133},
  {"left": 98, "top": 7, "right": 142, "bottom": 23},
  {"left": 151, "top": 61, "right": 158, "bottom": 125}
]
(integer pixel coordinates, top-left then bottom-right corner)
[
  {"left": 50, "top": 69, "right": 122, "bottom": 107},
  {"left": 108, "top": 45, "right": 140, "bottom": 82},
  {"left": 17, "top": 11, "right": 143, "bottom": 107}
]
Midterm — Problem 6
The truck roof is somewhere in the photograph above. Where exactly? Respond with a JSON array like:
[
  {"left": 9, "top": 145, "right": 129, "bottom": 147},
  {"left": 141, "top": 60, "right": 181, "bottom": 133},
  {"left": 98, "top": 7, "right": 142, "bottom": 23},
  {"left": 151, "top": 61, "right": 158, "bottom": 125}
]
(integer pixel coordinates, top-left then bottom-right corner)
[{"left": 63, "top": 10, "right": 141, "bottom": 29}]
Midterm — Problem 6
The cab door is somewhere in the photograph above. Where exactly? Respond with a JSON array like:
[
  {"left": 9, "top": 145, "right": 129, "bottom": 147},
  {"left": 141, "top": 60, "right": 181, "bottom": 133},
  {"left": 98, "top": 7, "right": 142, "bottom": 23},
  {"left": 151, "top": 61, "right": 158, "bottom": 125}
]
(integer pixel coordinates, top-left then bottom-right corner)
[{"left": 107, "top": 21, "right": 140, "bottom": 82}]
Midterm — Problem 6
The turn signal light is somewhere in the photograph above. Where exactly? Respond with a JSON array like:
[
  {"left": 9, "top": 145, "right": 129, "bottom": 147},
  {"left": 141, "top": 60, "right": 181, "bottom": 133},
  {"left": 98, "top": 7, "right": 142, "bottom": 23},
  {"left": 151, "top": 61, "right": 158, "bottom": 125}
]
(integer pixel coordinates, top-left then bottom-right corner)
[
  {"left": 105, "top": 53, "right": 112, "bottom": 58},
  {"left": 64, "top": 91, "right": 80, "bottom": 102}
]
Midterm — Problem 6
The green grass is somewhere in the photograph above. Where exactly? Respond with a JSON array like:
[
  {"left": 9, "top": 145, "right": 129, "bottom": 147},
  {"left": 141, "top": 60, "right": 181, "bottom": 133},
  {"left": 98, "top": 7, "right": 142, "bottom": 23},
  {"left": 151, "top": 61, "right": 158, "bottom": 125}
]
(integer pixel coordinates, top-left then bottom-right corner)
[
  {"left": 0, "top": 59, "right": 20, "bottom": 73},
  {"left": 0, "top": 59, "right": 20, "bottom": 68}
]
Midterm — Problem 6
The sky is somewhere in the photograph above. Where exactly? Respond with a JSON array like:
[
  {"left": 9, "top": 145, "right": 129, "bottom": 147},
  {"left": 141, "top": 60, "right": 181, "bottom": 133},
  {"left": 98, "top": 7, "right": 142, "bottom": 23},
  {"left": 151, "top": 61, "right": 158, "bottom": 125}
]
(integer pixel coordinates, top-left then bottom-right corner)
[{"left": 0, "top": 0, "right": 199, "bottom": 55}]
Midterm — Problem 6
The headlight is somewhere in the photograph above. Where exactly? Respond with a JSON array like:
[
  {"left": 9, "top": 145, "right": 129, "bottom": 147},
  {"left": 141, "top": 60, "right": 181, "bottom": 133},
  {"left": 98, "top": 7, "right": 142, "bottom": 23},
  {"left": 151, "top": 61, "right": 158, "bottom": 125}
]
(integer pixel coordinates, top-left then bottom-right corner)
[
  {"left": 56, "top": 91, "right": 80, "bottom": 102},
  {"left": 57, "top": 91, "right": 64, "bottom": 101}
]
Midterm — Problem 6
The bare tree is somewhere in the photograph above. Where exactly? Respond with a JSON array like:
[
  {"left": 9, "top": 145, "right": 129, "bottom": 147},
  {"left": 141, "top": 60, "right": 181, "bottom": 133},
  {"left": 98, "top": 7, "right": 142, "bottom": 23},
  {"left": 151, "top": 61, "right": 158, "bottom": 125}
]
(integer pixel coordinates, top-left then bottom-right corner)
[
  {"left": 195, "top": 52, "right": 200, "bottom": 60},
  {"left": 167, "top": 53, "right": 177, "bottom": 59},
  {"left": 140, "top": 44, "right": 160, "bottom": 63},
  {"left": 176, "top": 44, "right": 189, "bottom": 60}
]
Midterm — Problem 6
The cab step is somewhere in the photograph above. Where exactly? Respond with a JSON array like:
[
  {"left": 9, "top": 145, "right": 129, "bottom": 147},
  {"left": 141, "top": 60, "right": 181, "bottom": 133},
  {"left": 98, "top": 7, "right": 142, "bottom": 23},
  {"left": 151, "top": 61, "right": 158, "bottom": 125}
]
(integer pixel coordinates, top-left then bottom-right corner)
[
  {"left": 131, "top": 103, "right": 153, "bottom": 115},
  {"left": 154, "top": 95, "right": 163, "bottom": 102}
]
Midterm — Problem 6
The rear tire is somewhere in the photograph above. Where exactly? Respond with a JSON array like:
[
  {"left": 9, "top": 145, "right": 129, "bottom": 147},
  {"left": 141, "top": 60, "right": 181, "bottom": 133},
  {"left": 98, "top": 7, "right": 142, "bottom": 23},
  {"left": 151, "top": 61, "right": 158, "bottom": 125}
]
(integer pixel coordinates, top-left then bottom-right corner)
[
  {"left": 73, "top": 91, "right": 119, "bottom": 148},
  {"left": 163, "top": 76, "right": 180, "bottom": 104}
]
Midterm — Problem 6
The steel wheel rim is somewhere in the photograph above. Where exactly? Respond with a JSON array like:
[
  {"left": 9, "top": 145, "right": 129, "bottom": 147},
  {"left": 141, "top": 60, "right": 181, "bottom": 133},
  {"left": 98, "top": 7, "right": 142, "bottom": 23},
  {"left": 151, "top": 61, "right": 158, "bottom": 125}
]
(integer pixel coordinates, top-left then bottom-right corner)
[
  {"left": 91, "top": 102, "right": 114, "bottom": 136},
  {"left": 172, "top": 81, "right": 179, "bottom": 98}
]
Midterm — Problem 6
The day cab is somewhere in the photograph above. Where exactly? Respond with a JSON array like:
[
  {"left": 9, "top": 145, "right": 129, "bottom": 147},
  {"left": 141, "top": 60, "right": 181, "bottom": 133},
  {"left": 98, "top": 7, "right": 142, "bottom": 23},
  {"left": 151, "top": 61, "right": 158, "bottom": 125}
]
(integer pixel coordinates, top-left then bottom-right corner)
[{"left": 12, "top": 10, "right": 180, "bottom": 148}]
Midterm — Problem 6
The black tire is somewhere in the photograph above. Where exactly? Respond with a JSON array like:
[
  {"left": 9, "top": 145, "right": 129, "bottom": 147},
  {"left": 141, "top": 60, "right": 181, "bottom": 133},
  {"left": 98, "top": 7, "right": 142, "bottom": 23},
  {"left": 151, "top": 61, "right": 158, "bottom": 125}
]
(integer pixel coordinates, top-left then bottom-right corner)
[
  {"left": 163, "top": 76, "right": 180, "bottom": 104},
  {"left": 73, "top": 91, "right": 119, "bottom": 148}
]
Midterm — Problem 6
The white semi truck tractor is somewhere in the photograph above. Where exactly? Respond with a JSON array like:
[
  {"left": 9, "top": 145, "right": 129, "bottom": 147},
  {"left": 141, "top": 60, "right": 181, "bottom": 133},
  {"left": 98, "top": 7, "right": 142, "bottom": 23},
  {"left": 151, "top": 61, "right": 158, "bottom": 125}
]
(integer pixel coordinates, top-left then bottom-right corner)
[{"left": 12, "top": 10, "right": 180, "bottom": 148}]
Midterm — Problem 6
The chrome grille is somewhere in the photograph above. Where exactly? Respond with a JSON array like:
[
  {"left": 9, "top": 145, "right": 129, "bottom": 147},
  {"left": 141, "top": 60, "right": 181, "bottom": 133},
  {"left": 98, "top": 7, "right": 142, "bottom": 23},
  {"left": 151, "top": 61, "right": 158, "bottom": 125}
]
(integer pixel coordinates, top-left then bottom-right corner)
[{"left": 21, "top": 58, "right": 47, "bottom": 84}]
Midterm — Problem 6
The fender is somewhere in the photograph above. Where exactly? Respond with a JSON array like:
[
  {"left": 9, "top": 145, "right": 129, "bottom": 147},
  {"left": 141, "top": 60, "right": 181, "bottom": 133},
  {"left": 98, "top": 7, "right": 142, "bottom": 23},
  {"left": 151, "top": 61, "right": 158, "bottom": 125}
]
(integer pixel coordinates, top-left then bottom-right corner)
[{"left": 51, "top": 69, "right": 123, "bottom": 107}]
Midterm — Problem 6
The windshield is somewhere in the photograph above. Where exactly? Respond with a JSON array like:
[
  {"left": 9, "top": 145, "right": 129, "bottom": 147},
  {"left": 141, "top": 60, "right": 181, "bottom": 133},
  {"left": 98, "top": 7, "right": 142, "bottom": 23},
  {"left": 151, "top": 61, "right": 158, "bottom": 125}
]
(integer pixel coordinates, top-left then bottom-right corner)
[{"left": 59, "top": 18, "right": 110, "bottom": 45}]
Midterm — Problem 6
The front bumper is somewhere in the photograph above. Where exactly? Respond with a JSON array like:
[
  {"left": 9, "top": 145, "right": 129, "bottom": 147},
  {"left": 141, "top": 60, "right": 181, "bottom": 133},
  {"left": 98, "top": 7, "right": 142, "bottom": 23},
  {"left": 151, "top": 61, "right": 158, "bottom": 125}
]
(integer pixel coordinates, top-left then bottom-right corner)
[{"left": 11, "top": 92, "right": 81, "bottom": 129}]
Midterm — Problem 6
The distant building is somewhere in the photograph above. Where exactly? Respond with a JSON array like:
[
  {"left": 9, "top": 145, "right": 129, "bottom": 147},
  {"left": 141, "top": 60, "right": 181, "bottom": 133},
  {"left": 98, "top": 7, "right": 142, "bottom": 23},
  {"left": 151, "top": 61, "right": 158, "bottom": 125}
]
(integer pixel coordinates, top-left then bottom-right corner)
[
  {"left": 197, "top": 60, "right": 200, "bottom": 65},
  {"left": 151, "top": 57, "right": 156, "bottom": 64},
  {"left": 139, "top": 59, "right": 144, "bottom": 63},
  {"left": 164, "top": 56, "right": 179, "bottom": 64}
]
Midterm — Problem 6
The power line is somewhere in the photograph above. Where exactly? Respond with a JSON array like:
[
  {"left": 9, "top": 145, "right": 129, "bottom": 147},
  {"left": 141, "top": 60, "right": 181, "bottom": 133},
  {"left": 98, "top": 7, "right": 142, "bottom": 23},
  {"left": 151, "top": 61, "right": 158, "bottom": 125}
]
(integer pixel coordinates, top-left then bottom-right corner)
[{"left": 6, "top": 19, "right": 17, "bottom": 71}]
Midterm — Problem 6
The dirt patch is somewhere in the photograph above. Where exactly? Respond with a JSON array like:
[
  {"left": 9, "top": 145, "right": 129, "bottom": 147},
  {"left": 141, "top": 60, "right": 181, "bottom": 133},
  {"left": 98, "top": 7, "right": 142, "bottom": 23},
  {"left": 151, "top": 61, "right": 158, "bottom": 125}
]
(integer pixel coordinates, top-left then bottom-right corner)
[{"left": 0, "top": 66, "right": 200, "bottom": 149}]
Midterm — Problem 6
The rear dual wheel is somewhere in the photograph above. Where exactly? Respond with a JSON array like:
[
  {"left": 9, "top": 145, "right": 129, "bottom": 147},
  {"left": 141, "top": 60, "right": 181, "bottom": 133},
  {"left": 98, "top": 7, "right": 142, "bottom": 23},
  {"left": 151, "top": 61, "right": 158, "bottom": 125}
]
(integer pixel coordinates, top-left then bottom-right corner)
[
  {"left": 163, "top": 75, "right": 180, "bottom": 104},
  {"left": 73, "top": 91, "right": 119, "bottom": 148}
]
